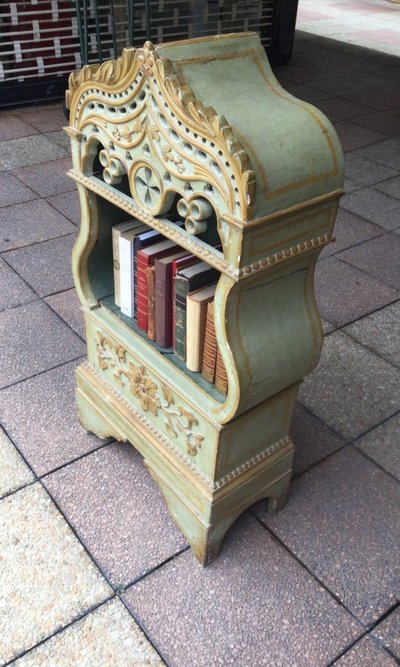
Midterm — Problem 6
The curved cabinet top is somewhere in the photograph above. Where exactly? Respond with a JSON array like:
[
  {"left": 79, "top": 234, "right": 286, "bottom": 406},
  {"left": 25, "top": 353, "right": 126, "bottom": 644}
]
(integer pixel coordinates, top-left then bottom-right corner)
[
  {"left": 66, "top": 32, "right": 343, "bottom": 225},
  {"left": 157, "top": 32, "right": 344, "bottom": 218}
]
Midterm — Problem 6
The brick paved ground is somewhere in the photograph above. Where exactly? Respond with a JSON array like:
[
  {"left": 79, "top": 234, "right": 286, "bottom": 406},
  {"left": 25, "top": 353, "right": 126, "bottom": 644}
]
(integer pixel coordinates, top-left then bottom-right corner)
[{"left": 0, "top": 30, "right": 399, "bottom": 667}]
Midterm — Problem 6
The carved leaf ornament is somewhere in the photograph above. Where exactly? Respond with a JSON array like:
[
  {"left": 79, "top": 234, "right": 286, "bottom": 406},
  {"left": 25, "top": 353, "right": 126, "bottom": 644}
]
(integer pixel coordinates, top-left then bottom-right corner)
[
  {"left": 67, "top": 41, "right": 256, "bottom": 223},
  {"left": 96, "top": 333, "right": 205, "bottom": 456}
]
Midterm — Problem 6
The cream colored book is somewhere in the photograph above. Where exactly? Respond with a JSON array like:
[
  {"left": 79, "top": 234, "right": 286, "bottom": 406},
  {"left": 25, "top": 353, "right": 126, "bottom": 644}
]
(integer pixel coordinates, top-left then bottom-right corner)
[
  {"left": 186, "top": 283, "right": 216, "bottom": 372},
  {"left": 112, "top": 220, "right": 142, "bottom": 307}
]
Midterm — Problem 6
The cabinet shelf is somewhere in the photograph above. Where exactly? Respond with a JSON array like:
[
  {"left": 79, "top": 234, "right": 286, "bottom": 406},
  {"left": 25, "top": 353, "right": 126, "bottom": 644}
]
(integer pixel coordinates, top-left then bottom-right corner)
[
  {"left": 68, "top": 169, "right": 232, "bottom": 278},
  {"left": 99, "top": 295, "right": 226, "bottom": 404}
]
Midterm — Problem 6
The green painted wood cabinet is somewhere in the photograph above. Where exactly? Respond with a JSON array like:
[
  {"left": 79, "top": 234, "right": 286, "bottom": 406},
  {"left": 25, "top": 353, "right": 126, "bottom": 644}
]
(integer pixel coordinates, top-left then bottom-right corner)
[{"left": 65, "top": 32, "right": 344, "bottom": 564}]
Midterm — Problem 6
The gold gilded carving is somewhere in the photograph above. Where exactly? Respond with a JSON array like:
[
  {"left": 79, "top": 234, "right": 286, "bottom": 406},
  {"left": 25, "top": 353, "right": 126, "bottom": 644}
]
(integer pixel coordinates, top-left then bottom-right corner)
[
  {"left": 96, "top": 332, "right": 205, "bottom": 456},
  {"left": 237, "top": 233, "right": 333, "bottom": 278},
  {"left": 112, "top": 118, "right": 146, "bottom": 144},
  {"left": 161, "top": 145, "right": 186, "bottom": 173},
  {"left": 177, "top": 197, "right": 212, "bottom": 235},
  {"left": 214, "top": 435, "right": 292, "bottom": 490},
  {"left": 66, "top": 49, "right": 137, "bottom": 106},
  {"left": 67, "top": 41, "right": 256, "bottom": 221}
]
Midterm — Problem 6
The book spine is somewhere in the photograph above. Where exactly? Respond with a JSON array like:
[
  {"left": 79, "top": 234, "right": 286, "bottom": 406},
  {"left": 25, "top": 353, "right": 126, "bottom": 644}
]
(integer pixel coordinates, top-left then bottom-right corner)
[
  {"left": 147, "top": 266, "right": 156, "bottom": 341},
  {"left": 174, "top": 277, "right": 189, "bottom": 360},
  {"left": 202, "top": 302, "right": 217, "bottom": 383},
  {"left": 155, "top": 261, "right": 172, "bottom": 348},
  {"left": 134, "top": 230, "right": 162, "bottom": 317},
  {"left": 215, "top": 347, "right": 228, "bottom": 395},
  {"left": 133, "top": 243, "right": 139, "bottom": 319},
  {"left": 186, "top": 297, "right": 209, "bottom": 372},
  {"left": 112, "top": 227, "right": 121, "bottom": 307},
  {"left": 119, "top": 236, "right": 134, "bottom": 318},
  {"left": 137, "top": 253, "right": 150, "bottom": 330},
  {"left": 171, "top": 255, "right": 194, "bottom": 343}
]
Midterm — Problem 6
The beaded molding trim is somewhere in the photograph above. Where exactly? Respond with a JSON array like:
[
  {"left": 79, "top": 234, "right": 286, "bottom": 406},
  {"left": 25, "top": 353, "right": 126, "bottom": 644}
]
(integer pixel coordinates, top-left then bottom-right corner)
[
  {"left": 237, "top": 233, "right": 332, "bottom": 278},
  {"left": 213, "top": 435, "right": 293, "bottom": 490},
  {"left": 85, "top": 361, "right": 290, "bottom": 492},
  {"left": 68, "top": 170, "right": 332, "bottom": 282},
  {"left": 68, "top": 170, "right": 233, "bottom": 278}
]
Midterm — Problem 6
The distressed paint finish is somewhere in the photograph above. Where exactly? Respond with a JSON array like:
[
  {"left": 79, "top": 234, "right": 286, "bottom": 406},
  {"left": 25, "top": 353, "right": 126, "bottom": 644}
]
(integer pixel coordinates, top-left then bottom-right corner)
[{"left": 66, "top": 33, "right": 344, "bottom": 564}]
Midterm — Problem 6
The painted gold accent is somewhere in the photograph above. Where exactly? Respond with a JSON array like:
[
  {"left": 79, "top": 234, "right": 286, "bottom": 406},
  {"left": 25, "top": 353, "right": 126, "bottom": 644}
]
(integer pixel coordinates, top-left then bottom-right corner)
[
  {"left": 66, "top": 41, "right": 256, "bottom": 221},
  {"left": 173, "top": 46, "right": 339, "bottom": 196},
  {"left": 223, "top": 188, "right": 344, "bottom": 230},
  {"left": 96, "top": 331, "right": 205, "bottom": 456}
]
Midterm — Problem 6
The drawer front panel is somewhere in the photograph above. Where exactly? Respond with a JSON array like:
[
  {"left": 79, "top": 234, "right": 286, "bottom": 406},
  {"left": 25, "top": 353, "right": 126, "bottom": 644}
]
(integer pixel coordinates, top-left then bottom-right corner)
[{"left": 86, "top": 322, "right": 218, "bottom": 476}]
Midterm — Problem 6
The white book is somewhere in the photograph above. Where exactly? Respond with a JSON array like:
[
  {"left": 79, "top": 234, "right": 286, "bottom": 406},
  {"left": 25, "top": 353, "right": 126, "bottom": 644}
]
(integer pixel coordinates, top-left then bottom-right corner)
[
  {"left": 119, "top": 224, "right": 147, "bottom": 318},
  {"left": 112, "top": 220, "right": 140, "bottom": 307}
]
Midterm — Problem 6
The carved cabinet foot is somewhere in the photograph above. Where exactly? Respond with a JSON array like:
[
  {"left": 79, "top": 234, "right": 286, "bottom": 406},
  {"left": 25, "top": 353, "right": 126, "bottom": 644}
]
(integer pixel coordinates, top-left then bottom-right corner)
[
  {"left": 76, "top": 364, "right": 126, "bottom": 442},
  {"left": 266, "top": 473, "right": 291, "bottom": 514}
]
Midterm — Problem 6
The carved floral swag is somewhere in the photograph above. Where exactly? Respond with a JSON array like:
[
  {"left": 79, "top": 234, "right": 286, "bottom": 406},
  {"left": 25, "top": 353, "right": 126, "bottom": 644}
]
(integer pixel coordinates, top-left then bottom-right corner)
[{"left": 96, "top": 333, "right": 204, "bottom": 456}]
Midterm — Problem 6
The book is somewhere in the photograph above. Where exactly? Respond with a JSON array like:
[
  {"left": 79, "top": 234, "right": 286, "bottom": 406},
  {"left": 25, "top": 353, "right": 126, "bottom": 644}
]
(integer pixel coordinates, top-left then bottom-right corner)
[
  {"left": 119, "top": 223, "right": 147, "bottom": 317},
  {"left": 133, "top": 228, "right": 163, "bottom": 317},
  {"left": 147, "top": 266, "right": 156, "bottom": 341},
  {"left": 171, "top": 253, "right": 195, "bottom": 341},
  {"left": 186, "top": 283, "right": 216, "bottom": 372},
  {"left": 112, "top": 220, "right": 142, "bottom": 307},
  {"left": 136, "top": 239, "right": 178, "bottom": 331},
  {"left": 202, "top": 301, "right": 218, "bottom": 383},
  {"left": 155, "top": 249, "right": 189, "bottom": 348},
  {"left": 215, "top": 347, "right": 228, "bottom": 395},
  {"left": 174, "top": 262, "right": 219, "bottom": 361}
]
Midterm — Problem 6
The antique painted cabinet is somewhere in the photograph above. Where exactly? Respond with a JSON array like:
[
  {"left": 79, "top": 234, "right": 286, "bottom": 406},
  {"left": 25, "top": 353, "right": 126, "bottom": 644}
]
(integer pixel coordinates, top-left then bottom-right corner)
[{"left": 65, "top": 32, "right": 344, "bottom": 564}]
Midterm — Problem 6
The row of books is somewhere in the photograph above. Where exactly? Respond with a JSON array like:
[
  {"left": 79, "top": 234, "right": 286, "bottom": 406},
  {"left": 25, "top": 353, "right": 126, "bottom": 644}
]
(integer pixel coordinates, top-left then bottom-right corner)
[{"left": 112, "top": 219, "right": 228, "bottom": 395}]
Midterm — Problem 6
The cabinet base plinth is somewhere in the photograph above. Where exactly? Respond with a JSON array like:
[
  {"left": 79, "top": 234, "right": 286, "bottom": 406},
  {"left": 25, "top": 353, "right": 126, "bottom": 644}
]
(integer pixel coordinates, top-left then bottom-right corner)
[
  {"left": 147, "top": 460, "right": 292, "bottom": 565},
  {"left": 75, "top": 361, "right": 294, "bottom": 565}
]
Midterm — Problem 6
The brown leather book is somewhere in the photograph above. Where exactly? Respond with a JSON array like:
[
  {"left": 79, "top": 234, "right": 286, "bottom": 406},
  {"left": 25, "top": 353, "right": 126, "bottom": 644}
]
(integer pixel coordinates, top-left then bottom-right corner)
[
  {"left": 136, "top": 239, "right": 177, "bottom": 331},
  {"left": 201, "top": 301, "right": 217, "bottom": 384},
  {"left": 155, "top": 249, "right": 188, "bottom": 348},
  {"left": 147, "top": 265, "right": 156, "bottom": 341},
  {"left": 215, "top": 346, "right": 228, "bottom": 395},
  {"left": 186, "top": 283, "right": 216, "bottom": 372}
]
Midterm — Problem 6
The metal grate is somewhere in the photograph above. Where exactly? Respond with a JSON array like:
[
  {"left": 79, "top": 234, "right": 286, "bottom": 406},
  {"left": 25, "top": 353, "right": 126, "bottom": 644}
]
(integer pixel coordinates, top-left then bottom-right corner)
[
  {"left": 0, "top": 0, "right": 298, "bottom": 106},
  {"left": 0, "top": 1, "right": 80, "bottom": 82},
  {"left": 74, "top": 0, "right": 277, "bottom": 66}
]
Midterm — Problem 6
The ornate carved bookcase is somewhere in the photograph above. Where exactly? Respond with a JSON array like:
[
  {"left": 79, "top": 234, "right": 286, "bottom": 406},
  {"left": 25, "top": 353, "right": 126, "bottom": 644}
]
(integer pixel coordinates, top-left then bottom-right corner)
[{"left": 65, "top": 32, "right": 344, "bottom": 565}]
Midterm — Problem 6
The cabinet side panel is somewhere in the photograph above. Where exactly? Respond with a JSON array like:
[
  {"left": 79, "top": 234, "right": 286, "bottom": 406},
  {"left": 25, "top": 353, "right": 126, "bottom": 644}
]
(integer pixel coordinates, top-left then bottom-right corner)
[{"left": 226, "top": 254, "right": 322, "bottom": 414}]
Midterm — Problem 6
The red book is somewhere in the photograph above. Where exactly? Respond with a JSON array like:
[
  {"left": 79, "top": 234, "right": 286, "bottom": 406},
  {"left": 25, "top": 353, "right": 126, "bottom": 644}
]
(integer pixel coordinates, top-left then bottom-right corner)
[
  {"left": 155, "top": 249, "right": 189, "bottom": 348},
  {"left": 136, "top": 239, "right": 177, "bottom": 330}
]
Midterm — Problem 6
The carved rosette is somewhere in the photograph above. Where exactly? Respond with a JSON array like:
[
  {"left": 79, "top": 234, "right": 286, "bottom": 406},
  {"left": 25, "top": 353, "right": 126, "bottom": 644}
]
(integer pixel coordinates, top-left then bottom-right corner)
[
  {"left": 67, "top": 41, "right": 256, "bottom": 228},
  {"left": 95, "top": 332, "right": 205, "bottom": 456}
]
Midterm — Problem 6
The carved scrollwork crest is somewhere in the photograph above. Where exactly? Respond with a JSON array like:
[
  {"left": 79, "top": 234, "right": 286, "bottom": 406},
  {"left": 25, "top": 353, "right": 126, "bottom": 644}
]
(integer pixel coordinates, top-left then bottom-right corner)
[{"left": 66, "top": 41, "right": 256, "bottom": 222}]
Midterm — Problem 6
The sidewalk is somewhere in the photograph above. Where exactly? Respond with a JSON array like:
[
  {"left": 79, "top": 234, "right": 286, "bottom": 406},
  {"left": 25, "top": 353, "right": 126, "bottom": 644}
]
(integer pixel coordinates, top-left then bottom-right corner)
[
  {"left": 297, "top": 0, "right": 400, "bottom": 56},
  {"left": 0, "top": 31, "right": 400, "bottom": 666}
]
